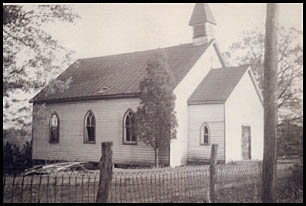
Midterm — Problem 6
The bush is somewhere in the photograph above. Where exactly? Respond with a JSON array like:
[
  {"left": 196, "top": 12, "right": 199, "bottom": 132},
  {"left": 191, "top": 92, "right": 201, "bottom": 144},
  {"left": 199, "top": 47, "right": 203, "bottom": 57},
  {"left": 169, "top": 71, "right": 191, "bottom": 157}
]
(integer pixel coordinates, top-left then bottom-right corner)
[
  {"left": 277, "top": 123, "right": 303, "bottom": 157},
  {"left": 289, "top": 158, "right": 303, "bottom": 188},
  {"left": 277, "top": 158, "right": 303, "bottom": 203},
  {"left": 3, "top": 141, "right": 32, "bottom": 175},
  {"left": 21, "top": 141, "right": 33, "bottom": 169}
]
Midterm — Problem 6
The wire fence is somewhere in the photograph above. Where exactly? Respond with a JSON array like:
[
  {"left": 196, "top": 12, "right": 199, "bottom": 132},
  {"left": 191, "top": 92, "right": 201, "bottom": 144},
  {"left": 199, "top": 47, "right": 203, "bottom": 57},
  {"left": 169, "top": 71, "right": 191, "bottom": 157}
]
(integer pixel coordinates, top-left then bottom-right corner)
[{"left": 3, "top": 163, "right": 262, "bottom": 203}]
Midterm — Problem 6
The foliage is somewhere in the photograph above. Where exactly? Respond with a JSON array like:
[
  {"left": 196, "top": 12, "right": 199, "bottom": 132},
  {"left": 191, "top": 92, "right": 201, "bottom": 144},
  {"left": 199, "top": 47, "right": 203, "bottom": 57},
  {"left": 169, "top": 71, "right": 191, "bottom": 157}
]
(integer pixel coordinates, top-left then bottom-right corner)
[
  {"left": 135, "top": 50, "right": 177, "bottom": 167},
  {"left": 289, "top": 159, "right": 303, "bottom": 188},
  {"left": 3, "top": 127, "right": 32, "bottom": 147},
  {"left": 276, "top": 158, "right": 303, "bottom": 203},
  {"left": 224, "top": 27, "right": 303, "bottom": 123},
  {"left": 277, "top": 120, "right": 303, "bottom": 157},
  {"left": 3, "top": 5, "right": 79, "bottom": 129},
  {"left": 3, "top": 141, "right": 32, "bottom": 175},
  {"left": 22, "top": 141, "right": 33, "bottom": 169}
]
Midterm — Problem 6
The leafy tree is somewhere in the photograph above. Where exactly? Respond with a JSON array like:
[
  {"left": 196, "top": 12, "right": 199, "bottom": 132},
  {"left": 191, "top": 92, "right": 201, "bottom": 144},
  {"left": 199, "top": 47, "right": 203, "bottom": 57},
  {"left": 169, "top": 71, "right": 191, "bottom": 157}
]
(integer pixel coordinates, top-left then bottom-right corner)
[
  {"left": 3, "top": 127, "right": 31, "bottom": 148},
  {"left": 135, "top": 50, "right": 177, "bottom": 167},
  {"left": 3, "top": 5, "right": 80, "bottom": 129},
  {"left": 224, "top": 27, "right": 303, "bottom": 123}
]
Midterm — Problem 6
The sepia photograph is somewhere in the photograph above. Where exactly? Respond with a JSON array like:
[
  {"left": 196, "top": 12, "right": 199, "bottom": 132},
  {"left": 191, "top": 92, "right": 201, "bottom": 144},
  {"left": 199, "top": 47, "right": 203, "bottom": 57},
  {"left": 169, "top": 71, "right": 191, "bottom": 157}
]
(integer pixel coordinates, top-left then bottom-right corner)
[{"left": 3, "top": 3, "right": 303, "bottom": 203}]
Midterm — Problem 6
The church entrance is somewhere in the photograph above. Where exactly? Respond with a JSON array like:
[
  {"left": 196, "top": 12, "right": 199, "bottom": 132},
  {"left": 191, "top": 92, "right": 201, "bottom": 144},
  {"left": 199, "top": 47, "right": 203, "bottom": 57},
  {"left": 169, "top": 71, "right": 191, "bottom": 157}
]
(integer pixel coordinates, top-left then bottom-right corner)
[{"left": 241, "top": 126, "right": 251, "bottom": 160}]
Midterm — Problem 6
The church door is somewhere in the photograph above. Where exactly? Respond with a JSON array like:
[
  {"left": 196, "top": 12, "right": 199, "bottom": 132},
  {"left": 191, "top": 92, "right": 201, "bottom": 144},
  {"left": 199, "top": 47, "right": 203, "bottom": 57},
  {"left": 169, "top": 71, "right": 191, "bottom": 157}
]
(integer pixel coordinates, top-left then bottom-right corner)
[{"left": 241, "top": 126, "right": 251, "bottom": 160}]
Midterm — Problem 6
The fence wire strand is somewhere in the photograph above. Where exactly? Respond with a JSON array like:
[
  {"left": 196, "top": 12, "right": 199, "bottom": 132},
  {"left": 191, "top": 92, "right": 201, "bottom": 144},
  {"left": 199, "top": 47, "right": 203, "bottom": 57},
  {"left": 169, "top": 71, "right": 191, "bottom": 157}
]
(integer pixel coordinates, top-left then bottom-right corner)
[{"left": 3, "top": 164, "right": 264, "bottom": 203}]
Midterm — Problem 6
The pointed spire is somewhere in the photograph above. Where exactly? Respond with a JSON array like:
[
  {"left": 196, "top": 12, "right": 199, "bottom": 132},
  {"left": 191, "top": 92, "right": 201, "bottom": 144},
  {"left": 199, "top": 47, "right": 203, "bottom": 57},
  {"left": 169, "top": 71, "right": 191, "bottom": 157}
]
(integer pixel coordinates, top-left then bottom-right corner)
[{"left": 189, "top": 3, "right": 216, "bottom": 26}]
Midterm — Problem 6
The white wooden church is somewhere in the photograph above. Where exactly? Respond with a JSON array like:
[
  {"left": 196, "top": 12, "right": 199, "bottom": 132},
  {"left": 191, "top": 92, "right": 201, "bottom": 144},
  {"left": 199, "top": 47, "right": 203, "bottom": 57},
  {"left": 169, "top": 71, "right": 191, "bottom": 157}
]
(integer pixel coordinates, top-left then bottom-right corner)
[{"left": 31, "top": 3, "right": 264, "bottom": 167}]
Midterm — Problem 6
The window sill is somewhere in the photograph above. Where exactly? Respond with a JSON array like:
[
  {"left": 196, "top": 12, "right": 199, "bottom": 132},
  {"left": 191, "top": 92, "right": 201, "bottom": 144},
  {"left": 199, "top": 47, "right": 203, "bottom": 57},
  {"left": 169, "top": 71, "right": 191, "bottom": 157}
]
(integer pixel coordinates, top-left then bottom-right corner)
[{"left": 200, "top": 144, "right": 210, "bottom": 146}]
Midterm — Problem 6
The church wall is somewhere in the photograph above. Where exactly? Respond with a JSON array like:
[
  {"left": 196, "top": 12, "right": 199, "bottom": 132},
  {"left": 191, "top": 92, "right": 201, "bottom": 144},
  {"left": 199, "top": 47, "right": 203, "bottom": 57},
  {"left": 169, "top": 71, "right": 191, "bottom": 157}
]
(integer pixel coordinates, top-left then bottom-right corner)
[
  {"left": 187, "top": 104, "right": 225, "bottom": 161},
  {"left": 225, "top": 69, "right": 264, "bottom": 162},
  {"left": 170, "top": 42, "right": 224, "bottom": 167},
  {"left": 32, "top": 98, "right": 169, "bottom": 165}
]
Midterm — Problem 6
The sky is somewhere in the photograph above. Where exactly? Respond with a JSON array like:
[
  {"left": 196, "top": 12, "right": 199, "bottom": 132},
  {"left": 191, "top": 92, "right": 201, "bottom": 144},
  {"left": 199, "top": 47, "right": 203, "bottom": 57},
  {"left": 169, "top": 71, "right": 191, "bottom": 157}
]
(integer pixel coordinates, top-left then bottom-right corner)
[{"left": 43, "top": 3, "right": 303, "bottom": 59}]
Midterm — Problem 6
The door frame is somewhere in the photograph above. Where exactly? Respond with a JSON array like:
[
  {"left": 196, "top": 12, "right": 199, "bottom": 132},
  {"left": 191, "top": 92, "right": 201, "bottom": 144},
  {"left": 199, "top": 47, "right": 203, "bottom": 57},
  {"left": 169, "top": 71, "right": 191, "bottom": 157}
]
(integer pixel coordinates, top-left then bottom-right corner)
[{"left": 241, "top": 126, "right": 251, "bottom": 160}]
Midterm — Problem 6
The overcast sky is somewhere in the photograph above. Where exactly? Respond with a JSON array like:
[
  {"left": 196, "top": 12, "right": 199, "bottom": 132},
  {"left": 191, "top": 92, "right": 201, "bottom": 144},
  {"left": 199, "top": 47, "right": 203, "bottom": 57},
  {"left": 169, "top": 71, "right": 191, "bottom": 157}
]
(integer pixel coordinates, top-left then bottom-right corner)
[{"left": 41, "top": 3, "right": 303, "bottom": 59}]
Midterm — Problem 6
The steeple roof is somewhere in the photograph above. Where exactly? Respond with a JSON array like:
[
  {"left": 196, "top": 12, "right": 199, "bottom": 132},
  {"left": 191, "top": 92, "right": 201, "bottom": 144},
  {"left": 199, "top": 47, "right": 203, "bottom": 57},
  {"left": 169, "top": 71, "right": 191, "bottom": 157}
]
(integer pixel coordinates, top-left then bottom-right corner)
[{"left": 189, "top": 3, "right": 216, "bottom": 26}]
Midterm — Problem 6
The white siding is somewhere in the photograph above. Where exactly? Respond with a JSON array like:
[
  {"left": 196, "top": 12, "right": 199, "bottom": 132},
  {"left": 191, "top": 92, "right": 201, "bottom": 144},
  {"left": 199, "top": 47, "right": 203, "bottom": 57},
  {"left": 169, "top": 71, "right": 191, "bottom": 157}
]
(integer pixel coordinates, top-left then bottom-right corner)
[
  {"left": 188, "top": 104, "right": 225, "bottom": 161},
  {"left": 32, "top": 98, "right": 168, "bottom": 164},
  {"left": 171, "top": 42, "right": 223, "bottom": 167},
  {"left": 225, "top": 69, "right": 264, "bottom": 162}
]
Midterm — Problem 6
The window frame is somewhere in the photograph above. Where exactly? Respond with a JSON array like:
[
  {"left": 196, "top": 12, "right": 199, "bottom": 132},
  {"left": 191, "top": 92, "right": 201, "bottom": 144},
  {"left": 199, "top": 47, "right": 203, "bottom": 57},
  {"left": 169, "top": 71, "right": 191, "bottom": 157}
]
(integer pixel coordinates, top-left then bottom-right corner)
[
  {"left": 122, "top": 109, "right": 137, "bottom": 145},
  {"left": 84, "top": 110, "right": 96, "bottom": 144},
  {"left": 49, "top": 112, "right": 60, "bottom": 144},
  {"left": 200, "top": 123, "right": 210, "bottom": 146}
]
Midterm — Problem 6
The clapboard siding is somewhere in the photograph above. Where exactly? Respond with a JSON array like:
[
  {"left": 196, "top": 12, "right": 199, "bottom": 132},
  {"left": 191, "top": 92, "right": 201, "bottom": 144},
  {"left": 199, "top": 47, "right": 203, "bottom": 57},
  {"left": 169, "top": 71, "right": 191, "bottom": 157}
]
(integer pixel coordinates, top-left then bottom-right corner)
[
  {"left": 32, "top": 98, "right": 168, "bottom": 164},
  {"left": 187, "top": 104, "right": 225, "bottom": 161},
  {"left": 170, "top": 42, "right": 223, "bottom": 167}
]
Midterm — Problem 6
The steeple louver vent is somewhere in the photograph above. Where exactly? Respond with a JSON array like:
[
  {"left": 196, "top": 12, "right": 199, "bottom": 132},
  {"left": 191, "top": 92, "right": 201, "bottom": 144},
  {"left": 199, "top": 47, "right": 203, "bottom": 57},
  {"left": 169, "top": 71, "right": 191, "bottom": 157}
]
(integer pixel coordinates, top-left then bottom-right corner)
[{"left": 189, "top": 3, "right": 216, "bottom": 45}]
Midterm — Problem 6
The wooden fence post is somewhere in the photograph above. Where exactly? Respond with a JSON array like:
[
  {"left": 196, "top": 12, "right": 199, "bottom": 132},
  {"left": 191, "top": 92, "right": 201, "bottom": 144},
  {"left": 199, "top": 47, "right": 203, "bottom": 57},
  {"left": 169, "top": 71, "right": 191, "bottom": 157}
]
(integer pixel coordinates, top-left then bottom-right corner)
[
  {"left": 96, "top": 142, "right": 113, "bottom": 203},
  {"left": 209, "top": 144, "right": 218, "bottom": 203}
]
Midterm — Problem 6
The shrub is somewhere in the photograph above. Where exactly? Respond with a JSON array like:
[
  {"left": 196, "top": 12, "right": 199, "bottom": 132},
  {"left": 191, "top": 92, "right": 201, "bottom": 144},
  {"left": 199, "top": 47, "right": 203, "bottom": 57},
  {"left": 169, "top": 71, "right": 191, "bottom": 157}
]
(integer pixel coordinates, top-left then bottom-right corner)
[
  {"left": 21, "top": 141, "right": 33, "bottom": 169},
  {"left": 3, "top": 141, "right": 32, "bottom": 175},
  {"left": 289, "top": 158, "right": 303, "bottom": 188},
  {"left": 3, "top": 142, "right": 14, "bottom": 173}
]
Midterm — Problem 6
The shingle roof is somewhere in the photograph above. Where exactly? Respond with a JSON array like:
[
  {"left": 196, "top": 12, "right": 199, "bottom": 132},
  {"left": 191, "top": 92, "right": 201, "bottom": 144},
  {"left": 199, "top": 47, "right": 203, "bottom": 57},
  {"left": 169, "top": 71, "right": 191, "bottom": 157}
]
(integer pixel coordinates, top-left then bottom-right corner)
[
  {"left": 189, "top": 3, "right": 216, "bottom": 26},
  {"left": 188, "top": 66, "right": 249, "bottom": 104},
  {"left": 31, "top": 41, "right": 213, "bottom": 103}
]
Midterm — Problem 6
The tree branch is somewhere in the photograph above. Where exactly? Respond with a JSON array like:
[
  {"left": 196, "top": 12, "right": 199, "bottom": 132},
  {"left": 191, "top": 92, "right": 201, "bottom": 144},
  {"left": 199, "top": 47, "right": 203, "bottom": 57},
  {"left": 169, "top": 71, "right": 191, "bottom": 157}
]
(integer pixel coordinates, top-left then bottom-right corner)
[
  {"left": 278, "top": 33, "right": 291, "bottom": 63},
  {"left": 3, "top": 28, "right": 33, "bottom": 48}
]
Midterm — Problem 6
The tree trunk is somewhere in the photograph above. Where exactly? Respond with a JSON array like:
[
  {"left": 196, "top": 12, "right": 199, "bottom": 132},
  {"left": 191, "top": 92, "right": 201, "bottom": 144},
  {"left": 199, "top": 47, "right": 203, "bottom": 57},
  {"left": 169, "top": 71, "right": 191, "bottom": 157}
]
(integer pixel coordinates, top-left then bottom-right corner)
[
  {"left": 154, "top": 147, "right": 159, "bottom": 168},
  {"left": 262, "top": 3, "right": 279, "bottom": 203}
]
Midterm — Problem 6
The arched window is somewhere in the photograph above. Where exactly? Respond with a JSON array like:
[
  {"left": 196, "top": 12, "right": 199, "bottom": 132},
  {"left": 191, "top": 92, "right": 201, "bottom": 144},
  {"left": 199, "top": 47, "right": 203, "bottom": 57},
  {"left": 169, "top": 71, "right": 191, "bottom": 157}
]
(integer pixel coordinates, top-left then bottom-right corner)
[
  {"left": 200, "top": 123, "right": 210, "bottom": 145},
  {"left": 49, "top": 112, "right": 59, "bottom": 144},
  {"left": 123, "top": 110, "right": 136, "bottom": 144},
  {"left": 84, "top": 110, "right": 96, "bottom": 143}
]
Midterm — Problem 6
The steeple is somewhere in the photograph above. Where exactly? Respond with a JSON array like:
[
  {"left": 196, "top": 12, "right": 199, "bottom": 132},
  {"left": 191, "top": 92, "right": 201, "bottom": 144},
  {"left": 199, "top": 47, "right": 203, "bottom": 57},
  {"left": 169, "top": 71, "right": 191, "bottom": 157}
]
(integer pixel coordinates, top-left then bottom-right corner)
[{"left": 189, "top": 3, "right": 216, "bottom": 45}]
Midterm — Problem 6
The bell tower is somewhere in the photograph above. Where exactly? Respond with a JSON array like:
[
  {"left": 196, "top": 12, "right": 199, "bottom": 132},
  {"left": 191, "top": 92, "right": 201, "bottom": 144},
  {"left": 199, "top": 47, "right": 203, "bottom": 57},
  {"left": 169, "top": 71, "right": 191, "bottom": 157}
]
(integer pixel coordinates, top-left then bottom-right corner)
[{"left": 189, "top": 3, "right": 216, "bottom": 45}]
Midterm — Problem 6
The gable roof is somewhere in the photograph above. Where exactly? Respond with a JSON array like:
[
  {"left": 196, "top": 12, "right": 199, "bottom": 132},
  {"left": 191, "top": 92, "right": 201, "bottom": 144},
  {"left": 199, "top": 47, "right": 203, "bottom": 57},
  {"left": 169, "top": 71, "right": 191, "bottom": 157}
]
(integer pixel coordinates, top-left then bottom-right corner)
[
  {"left": 189, "top": 3, "right": 216, "bottom": 26},
  {"left": 188, "top": 66, "right": 249, "bottom": 104},
  {"left": 31, "top": 41, "right": 213, "bottom": 104}
]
